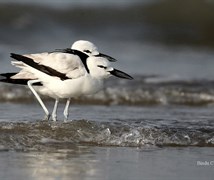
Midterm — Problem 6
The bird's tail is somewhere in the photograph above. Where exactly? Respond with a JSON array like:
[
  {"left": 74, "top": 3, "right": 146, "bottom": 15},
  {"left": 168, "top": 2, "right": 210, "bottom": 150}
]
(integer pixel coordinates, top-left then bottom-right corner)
[
  {"left": 0, "top": 72, "right": 41, "bottom": 86},
  {"left": 0, "top": 72, "right": 27, "bottom": 85},
  {"left": 0, "top": 72, "right": 17, "bottom": 83}
]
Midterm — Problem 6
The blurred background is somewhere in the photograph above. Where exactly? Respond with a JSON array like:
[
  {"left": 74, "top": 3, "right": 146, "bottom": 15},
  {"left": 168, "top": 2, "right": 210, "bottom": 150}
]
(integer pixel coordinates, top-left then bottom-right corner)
[
  {"left": 1, "top": 0, "right": 214, "bottom": 105},
  {"left": 0, "top": 0, "right": 214, "bottom": 78}
]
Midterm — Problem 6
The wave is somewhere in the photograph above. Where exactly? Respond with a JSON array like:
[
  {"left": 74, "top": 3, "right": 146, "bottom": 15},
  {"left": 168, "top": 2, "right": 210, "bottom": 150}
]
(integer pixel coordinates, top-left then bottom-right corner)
[
  {"left": 0, "top": 120, "right": 213, "bottom": 151},
  {"left": 1, "top": 76, "right": 214, "bottom": 106}
]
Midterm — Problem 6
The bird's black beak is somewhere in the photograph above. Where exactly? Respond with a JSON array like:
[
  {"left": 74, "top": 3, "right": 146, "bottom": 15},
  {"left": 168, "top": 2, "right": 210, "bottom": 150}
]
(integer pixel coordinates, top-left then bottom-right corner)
[
  {"left": 95, "top": 53, "right": 117, "bottom": 62},
  {"left": 110, "top": 68, "right": 133, "bottom": 80}
]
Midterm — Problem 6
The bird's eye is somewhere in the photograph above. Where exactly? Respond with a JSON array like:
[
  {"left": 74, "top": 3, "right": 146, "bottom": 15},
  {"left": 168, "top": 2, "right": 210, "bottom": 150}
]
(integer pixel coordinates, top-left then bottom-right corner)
[
  {"left": 97, "top": 65, "right": 107, "bottom": 69},
  {"left": 83, "top": 50, "right": 91, "bottom": 53}
]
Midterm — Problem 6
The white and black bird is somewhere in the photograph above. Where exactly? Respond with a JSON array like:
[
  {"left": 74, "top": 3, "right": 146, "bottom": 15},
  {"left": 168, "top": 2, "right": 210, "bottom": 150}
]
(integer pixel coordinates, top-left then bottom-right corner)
[{"left": 0, "top": 40, "right": 133, "bottom": 121}]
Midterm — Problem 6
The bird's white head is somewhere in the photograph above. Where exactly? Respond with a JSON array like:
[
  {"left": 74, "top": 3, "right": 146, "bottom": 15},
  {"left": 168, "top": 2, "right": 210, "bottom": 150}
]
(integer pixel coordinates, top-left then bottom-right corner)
[
  {"left": 71, "top": 40, "right": 117, "bottom": 62},
  {"left": 71, "top": 40, "right": 99, "bottom": 56},
  {"left": 87, "top": 56, "right": 133, "bottom": 80}
]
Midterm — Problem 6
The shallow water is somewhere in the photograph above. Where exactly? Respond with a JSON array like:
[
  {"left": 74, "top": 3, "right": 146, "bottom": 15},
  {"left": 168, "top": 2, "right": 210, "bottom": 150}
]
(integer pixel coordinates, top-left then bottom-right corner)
[
  {"left": 0, "top": 147, "right": 213, "bottom": 180},
  {"left": 0, "top": 103, "right": 214, "bottom": 150},
  {"left": 0, "top": 1, "right": 214, "bottom": 179},
  {"left": 0, "top": 103, "right": 214, "bottom": 179}
]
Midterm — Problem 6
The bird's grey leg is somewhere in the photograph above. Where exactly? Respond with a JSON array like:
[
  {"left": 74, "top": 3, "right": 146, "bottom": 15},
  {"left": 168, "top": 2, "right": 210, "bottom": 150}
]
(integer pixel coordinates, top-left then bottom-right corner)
[
  {"left": 63, "top": 98, "right": 71, "bottom": 122},
  {"left": 52, "top": 99, "right": 59, "bottom": 121},
  {"left": 27, "top": 80, "right": 50, "bottom": 120}
]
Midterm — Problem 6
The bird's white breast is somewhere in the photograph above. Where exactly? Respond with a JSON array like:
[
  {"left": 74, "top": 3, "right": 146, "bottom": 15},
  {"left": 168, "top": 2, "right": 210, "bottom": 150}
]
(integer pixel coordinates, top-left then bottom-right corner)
[{"left": 36, "top": 75, "right": 104, "bottom": 99}]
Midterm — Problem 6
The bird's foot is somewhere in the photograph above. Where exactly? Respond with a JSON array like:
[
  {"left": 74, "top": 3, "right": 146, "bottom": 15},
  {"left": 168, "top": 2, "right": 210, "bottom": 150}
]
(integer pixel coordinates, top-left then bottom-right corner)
[
  {"left": 52, "top": 114, "right": 57, "bottom": 122},
  {"left": 63, "top": 113, "right": 69, "bottom": 122},
  {"left": 43, "top": 114, "right": 51, "bottom": 121},
  {"left": 63, "top": 118, "right": 67, "bottom": 123}
]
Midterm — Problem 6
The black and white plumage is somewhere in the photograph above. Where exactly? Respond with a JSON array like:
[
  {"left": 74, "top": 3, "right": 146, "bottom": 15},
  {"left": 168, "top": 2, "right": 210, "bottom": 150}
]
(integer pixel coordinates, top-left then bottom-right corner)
[{"left": 0, "top": 40, "right": 133, "bottom": 121}]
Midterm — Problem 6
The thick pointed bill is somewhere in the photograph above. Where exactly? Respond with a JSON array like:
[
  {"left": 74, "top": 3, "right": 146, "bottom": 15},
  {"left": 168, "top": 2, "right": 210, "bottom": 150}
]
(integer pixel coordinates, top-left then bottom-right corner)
[
  {"left": 110, "top": 68, "right": 133, "bottom": 80},
  {"left": 95, "top": 53, "right": 117, "bottom": 62}
]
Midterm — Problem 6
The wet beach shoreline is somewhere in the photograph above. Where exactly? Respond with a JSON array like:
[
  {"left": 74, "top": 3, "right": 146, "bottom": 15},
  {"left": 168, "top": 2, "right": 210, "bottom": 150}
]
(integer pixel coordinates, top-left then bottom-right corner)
[{"left": 0, "top": 1, "right": 214, "bottom": 179}]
